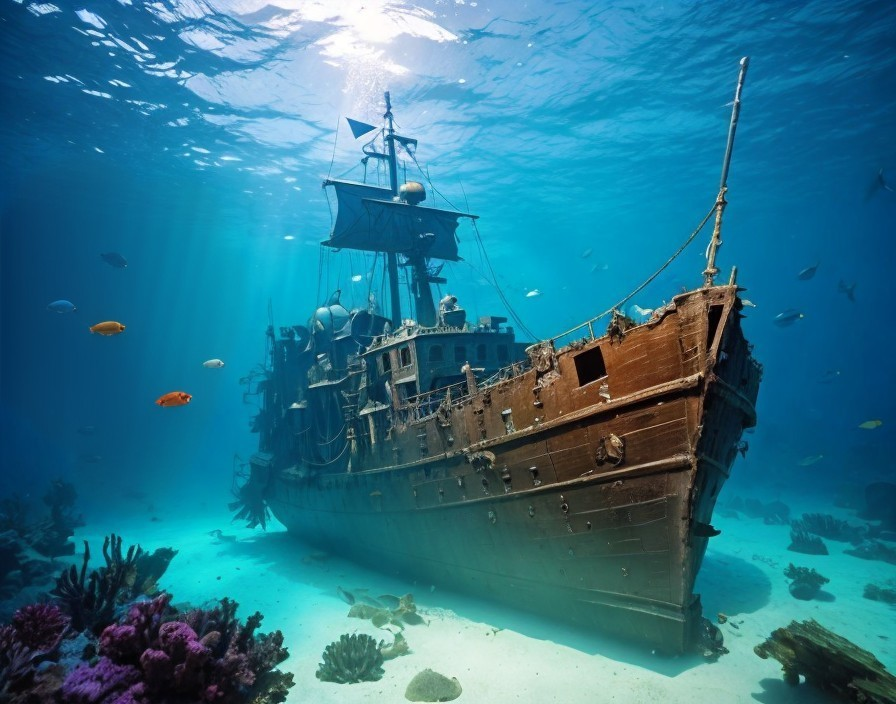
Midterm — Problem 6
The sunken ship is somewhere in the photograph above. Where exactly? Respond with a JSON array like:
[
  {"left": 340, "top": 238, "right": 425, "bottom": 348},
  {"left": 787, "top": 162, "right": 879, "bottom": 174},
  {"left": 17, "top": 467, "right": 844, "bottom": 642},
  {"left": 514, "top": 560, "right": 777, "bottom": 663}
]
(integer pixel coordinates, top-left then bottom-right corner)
[{"left": 234, "top": 58, "right": 762, "bottom": 654}]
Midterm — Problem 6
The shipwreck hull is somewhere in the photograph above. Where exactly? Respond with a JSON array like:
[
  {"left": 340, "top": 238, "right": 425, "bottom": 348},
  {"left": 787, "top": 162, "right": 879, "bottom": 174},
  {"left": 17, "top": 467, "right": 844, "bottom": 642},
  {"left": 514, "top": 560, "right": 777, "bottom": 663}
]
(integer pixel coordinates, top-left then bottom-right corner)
[{"left": 258, "top": 285, "right": 761, "bottom": 653}]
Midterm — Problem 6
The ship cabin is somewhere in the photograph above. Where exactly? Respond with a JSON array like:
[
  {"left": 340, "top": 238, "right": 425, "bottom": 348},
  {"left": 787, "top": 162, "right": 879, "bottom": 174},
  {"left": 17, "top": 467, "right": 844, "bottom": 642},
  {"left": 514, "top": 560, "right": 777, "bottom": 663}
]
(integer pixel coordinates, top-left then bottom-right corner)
[{"left": 361, "top": 314, "right": 529, "bottom": 420}]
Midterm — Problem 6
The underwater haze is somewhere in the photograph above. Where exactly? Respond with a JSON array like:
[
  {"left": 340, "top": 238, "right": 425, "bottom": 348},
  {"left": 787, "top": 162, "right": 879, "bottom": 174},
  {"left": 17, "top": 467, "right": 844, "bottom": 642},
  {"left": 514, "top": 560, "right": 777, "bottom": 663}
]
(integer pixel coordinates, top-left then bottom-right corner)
[{"left": 2, "top": 1, "right": 896, "bottom": 702}]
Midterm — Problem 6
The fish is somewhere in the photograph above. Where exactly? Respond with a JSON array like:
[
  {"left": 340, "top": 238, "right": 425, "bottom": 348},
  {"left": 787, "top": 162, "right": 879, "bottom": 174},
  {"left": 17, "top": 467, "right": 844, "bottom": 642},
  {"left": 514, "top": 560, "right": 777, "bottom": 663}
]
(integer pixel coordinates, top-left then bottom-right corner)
[
  {"left": 581, "top": 248, "right": 593, "bottom": 259},
  {"left": 351, "top": 274, "right": 363, "bottom": 283},
  {"left": 202, "top": 359, "right": 225, "bottom": 368},
  {"left": 741, "top": 299, "right": 757, "bottom": 308},
  {"left": 858, "top": 419, "right": 883, "bottom": 430},
  {"left": 797, "top": 454, "right": 824, "bottom": 467},
  {"left": 867, "top": 167, "right": 894, "bottom": 199},
  {"left": 525, "top": 289, "right": 541, "bottom": 298},
  {"left": 797, "top": 263, "right": 818, "bottom": 280},
  {"left": 47, "top": 300, "right": 77, "bottom": 313},
  {"left": 100, "top": 252, "right": 128, "bottom": 268},
  {"left": 155, "top": 391, "right": 192, "bottom": 407},
  {"left": 773, "top": 310, "right": 804, "bottom": 327},
  {"left": 838, "top": 280, "right": 856, "bottom": 302},
  {"left": 89, "top": 321, "right": 126, "bottom": 335},
  {"left": 819, "top": 370, "right": 841, "bottom": 384}
]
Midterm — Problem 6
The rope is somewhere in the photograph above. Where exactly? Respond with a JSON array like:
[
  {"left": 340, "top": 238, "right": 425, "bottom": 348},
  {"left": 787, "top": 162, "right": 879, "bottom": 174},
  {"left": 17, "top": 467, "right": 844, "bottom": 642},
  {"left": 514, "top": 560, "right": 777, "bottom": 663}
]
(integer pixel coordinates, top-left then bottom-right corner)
[{"left": 550, "top": 202, "right": 718, "bottom": 342}]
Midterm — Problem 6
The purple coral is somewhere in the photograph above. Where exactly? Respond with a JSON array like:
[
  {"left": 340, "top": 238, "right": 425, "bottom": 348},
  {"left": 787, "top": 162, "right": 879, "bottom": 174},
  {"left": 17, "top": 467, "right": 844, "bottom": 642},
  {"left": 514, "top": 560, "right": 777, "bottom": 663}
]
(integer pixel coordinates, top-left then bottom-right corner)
[
  {"left": 11, "top": 602, "right": 70, "bottom": 651},
  {"left": 60, "top": 657, "right": 142, "bottom": 703}
]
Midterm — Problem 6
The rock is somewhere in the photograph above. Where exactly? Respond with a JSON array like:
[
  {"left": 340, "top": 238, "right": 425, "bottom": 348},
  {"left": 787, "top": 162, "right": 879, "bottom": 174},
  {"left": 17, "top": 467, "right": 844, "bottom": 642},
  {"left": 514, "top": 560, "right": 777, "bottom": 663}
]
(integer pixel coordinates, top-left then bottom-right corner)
[{"left": 405, "top": 668, "right": 462, "bottom": 702}]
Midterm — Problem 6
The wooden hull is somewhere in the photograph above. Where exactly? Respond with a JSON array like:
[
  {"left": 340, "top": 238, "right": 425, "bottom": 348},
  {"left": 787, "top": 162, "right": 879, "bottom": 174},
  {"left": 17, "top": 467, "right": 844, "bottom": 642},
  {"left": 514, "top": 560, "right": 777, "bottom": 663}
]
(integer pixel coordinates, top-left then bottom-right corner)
[{"left": 255, "top": 285, "right": 761, "bottom": 653}]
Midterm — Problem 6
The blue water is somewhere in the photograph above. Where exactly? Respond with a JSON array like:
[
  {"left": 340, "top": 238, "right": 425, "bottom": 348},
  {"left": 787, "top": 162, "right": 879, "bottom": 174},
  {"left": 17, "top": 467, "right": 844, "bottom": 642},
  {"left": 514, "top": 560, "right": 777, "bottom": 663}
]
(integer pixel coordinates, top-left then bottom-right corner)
[{"left": 2, "top": 0, "right": 895, "bottom": 699}]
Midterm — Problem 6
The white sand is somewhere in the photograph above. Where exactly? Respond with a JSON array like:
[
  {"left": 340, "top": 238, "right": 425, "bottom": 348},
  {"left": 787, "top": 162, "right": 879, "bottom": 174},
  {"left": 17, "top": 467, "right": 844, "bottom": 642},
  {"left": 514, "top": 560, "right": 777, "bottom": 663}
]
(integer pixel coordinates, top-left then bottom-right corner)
[{"left": 69, "top": 494, "right": 893, "bottom": 704}]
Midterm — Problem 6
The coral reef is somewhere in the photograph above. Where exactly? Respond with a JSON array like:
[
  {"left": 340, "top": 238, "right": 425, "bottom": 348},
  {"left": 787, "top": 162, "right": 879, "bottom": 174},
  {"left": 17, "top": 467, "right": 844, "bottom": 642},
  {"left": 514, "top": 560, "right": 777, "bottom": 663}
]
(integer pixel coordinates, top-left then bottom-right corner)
[
  {"left": 0, "top": 602, "right": 70, "bottom": 700},
  {"left": 783, "top": 564, "right": 829, "bottom": 601},
  {"left": 755, "top": 619, "right": 896, "bottom": 702},
  {"left": 316, "top": 633, "right": 385, "bottom": 684},
  {"left": 863, "top": 584, "right": 896, "bottom": 605},
  {"left": 795, "top": 513, "right": 865, "bottom": 544},
  {"left": 404, "top": 668, "right": 463, "bottom": 702},
  {"left": 787, "top": 528, "right": 828, "bottom": 556},
  {"left": 30, "top": 478, "right": 84, "bottom": 558},
  {"left": 845, "top": 540, "right": 896, "bottom": 565},
  {"left": 59, "top": 592, "right": 293, "bottom": 703},
  {"left": 51, "top": 534, "right": 177, "bottom": 635},
  {"left": 0, "top": 481, "right": 86, "bottom": 601}
]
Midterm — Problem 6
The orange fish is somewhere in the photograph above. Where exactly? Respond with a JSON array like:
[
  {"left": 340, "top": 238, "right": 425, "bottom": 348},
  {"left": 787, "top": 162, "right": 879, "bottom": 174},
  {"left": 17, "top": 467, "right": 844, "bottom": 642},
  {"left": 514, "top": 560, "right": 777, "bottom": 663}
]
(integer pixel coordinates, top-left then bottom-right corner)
[
  {"left": 90, "top": 321, "right": 126, "bottom": 336},
  {"left": 156, "top": 391, "right": 192, "bottom": 407}
]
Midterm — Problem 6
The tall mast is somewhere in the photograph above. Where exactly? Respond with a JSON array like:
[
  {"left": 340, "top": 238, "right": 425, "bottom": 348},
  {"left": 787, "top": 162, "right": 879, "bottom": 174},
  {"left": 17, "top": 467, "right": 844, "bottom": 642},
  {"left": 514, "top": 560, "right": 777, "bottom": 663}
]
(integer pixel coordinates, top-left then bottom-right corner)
[
  {"left": 383, "top": 92, "right": 402, "bottom": 328},
  {"left": 703, "top": 56, "right": 750, "bottom": 287},
  {"left": 382, "top": 92, "right": 439, "bottom": 328}
]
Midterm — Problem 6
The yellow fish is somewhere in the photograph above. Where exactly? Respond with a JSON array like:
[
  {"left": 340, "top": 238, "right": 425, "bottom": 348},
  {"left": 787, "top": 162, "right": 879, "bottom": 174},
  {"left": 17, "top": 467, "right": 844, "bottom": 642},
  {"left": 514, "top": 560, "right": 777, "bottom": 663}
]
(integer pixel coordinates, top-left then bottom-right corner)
[
  {"left": 90, "top": 321, "right": 126, "bottom": 336},
  {"left": 858, "top": 419, "right": 883, "bottom": 430}
]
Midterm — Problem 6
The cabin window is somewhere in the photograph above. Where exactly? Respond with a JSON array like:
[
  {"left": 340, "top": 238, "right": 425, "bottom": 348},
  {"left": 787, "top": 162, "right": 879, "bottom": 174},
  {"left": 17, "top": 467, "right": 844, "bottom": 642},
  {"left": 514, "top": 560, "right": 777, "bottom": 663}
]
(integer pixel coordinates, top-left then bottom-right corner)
[
  {"left": 707, "top": 304, "right": 724, "bottom": 351},
  {"left": 429, "top": 345, "right": 444, "bottom": 362},
  {"left": 454, "top": 345, "right": 466, "bottom": 363},
  {"left": 381, "top": 352, "right": 392, "bottom": 374},
  {"left": 573, "top": 346, "right": 607, "bottom": 387},
  {"left": 399, "top": 345, "right": 412, "bottom": 367},
  {"left": 497, "top": 344, "right": 509, "bottom": 362},
  {"left": 476, "top": 344, "right": 487, "bottom": 361}
]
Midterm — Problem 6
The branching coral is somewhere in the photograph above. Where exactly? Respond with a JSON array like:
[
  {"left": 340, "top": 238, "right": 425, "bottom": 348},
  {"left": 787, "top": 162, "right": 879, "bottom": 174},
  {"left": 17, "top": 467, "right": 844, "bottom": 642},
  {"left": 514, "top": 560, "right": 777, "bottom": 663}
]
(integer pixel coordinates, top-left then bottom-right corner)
[
  {"left": 51, "top": 535, "right": 143, "bottom": 634},
  {"left": 316, "top": 633, "right": 385, "bottom": 684},
  {"left": 51, "top": 534, "right": 176, "bottom": 636},
  {"left": 797, "top": 513, "right": 865, "bottom": 544},
  {"left": 787, "top": 528, "right": 828, "bottom": 556}
]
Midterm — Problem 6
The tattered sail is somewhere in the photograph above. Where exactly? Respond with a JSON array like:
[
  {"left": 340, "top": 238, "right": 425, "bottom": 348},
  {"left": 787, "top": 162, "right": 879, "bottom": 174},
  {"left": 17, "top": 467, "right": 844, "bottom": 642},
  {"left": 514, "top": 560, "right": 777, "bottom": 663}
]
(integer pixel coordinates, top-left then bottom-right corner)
[{"left": 322, "top": 179, "right": 477, "bottom": 262}]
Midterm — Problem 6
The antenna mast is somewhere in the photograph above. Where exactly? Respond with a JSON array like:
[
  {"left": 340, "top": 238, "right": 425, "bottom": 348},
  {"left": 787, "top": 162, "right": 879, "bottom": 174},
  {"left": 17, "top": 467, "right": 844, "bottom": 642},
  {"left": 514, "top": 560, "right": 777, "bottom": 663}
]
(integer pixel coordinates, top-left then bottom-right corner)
[
  {"left": 383, "top": 91, "right": 402, "bottom": 327},
  {"left": 703, "top": 56, "right": 750, "bottom": 287}
]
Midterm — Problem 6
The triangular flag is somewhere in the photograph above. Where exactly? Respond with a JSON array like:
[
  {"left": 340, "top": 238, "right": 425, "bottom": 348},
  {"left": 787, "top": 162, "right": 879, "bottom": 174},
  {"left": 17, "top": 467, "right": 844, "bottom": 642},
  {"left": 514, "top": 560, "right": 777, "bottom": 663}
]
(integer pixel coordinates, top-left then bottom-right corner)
[{"left": 346, "top": 117, "right": 378, "bottom": 139}]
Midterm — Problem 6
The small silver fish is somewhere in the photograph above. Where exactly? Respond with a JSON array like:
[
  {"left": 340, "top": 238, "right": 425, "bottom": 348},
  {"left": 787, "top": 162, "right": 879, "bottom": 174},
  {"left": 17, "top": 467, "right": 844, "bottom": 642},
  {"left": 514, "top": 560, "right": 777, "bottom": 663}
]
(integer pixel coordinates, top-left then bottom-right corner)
[
  {"left": 797, "top": 263, "right": 818, "bottom": 280},
  {"left": 202, "top": 359, "right": 225, "bottom": 368},
  {"left": 797, "top": 454, "right": 824, "bottom": 467},
  {"left": 773, "top": 310, "right": 804, "bottom": 327},
  {"left": 741, "top": 299, "right": 757, "bottom": 308}
]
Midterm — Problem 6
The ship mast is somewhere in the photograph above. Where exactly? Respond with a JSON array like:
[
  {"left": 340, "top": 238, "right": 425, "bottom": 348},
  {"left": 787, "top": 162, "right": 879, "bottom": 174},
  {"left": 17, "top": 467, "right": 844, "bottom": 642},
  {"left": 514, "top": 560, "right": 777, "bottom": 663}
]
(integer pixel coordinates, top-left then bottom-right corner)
[
  {"left": 382, "top": 92, "right": 403, "bottom": 328},
  {"left": 703, "top": 56, "right": 750, "bottom": 287},
  {"left": 382, "top": 92, "right": 439, "bottom": 328}
]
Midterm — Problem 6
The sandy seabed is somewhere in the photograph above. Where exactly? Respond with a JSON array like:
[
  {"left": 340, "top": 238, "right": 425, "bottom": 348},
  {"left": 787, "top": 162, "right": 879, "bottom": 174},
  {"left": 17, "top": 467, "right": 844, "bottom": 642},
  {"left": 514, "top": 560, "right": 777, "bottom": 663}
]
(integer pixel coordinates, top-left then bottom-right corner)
[{"left": 66, "top": 492, "right": 894, "bottom": 704}]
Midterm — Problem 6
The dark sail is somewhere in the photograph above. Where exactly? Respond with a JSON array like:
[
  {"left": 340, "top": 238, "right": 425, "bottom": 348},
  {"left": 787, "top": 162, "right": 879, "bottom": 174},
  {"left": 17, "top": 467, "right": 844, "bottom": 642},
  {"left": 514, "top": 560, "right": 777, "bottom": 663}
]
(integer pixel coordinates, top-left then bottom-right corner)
[{"left": 322, "top": 179, "right": 477, "bottom": 261}]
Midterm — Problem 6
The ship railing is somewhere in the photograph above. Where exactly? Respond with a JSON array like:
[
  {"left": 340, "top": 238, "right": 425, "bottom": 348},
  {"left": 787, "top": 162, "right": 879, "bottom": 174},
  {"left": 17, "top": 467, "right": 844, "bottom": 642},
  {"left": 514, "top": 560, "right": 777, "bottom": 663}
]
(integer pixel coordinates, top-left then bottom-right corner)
[
  {"left": 400, "top": 358, "right": 532, "bottom": 423},
  {"left": 548, "top": 311, "right": 615, "bottom": 350}
]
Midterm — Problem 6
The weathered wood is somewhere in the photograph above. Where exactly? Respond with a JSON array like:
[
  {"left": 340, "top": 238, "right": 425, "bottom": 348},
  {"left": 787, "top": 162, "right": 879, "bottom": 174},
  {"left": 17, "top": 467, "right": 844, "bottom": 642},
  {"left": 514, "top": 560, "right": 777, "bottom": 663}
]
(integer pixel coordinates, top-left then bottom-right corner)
[
  {"left": 256, "top": 286, "right": 761, "bottom": 653},
  {"left": 755, "top": 619, "right": 896, "bottom": 702}
]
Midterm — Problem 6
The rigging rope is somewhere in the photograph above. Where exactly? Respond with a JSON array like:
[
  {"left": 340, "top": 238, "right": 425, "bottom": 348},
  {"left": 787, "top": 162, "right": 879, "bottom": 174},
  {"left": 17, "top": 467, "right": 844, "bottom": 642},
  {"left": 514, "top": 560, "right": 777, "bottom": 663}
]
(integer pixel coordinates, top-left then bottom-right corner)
[{"left": 550, "top": 202, "right": 718, "bottom": 343}]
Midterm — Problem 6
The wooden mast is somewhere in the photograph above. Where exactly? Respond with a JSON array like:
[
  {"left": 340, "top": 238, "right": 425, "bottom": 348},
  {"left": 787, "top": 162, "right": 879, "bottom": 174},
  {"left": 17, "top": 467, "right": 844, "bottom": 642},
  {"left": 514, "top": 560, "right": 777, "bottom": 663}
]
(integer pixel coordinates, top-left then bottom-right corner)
[
  {"left": 383, "top": 92, "right": 403, "bottom": 328},
  {"left": 703, "top": 56, "right": 750, "bottom": 287}
]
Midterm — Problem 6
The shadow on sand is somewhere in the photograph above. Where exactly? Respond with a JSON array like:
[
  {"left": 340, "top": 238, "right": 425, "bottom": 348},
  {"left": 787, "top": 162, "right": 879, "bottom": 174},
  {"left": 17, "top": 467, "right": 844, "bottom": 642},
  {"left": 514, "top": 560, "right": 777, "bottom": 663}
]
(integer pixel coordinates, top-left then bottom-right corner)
[{"left": 217, "top": 529, "right": 740, "bottom": 677}]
